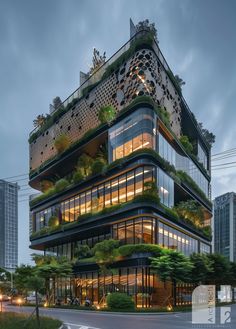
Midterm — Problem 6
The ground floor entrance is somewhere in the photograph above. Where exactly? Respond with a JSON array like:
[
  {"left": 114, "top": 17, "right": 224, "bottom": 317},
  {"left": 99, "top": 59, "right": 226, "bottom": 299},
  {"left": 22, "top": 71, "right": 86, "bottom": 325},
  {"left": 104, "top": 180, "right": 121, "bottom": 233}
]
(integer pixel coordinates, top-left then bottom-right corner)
[{"left": 73, "top": 266, "right": 193, "bottom": 308}]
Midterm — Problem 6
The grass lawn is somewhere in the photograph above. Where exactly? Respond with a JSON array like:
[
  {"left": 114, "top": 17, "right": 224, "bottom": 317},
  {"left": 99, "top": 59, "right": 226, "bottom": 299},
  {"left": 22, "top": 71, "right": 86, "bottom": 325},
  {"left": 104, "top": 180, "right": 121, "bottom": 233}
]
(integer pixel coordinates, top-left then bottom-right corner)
[{"left": 0, "top": 312, "right": 62, "bottom": 329}]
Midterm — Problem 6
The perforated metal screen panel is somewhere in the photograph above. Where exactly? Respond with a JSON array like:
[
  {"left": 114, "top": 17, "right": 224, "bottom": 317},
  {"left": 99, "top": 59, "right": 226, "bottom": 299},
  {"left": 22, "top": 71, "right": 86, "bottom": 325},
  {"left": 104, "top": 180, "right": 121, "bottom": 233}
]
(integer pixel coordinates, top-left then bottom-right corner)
[{"left": 30, "top": 48, "right": 181, "bottom": 171}]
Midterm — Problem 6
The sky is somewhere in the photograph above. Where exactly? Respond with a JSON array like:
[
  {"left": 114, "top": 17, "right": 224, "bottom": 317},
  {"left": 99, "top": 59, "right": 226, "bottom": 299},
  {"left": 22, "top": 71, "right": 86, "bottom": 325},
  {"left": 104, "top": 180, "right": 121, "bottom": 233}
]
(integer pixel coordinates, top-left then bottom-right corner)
[{"left": 0, "top": 0, "right": 236, "bottom": 265}]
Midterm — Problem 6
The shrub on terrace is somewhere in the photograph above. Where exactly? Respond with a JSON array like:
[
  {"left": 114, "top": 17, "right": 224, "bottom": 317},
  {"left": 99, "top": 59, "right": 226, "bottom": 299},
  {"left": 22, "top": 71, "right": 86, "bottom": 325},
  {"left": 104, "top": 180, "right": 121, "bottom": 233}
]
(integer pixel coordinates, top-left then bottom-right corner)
[
  {"left": 91, "top": 159, "right": 106, "bottom": 176},
  {"left": 98, "top": 105, "right": 116, "bottom": 125},
  {"left": 77, "top": 153, "right": 94, "bottom": 177},
  {"left": 74, "top": 244, "right": 93, "bottom": 260},
  {"left": 72, "top": 169, "right": 84, "bottom": 184},
  {"left": 179, "top": 135, "right": 193, "bottom": 154},
  {"left": 54, "top": 134, "right": 70, "bottom": 154},
  {"left": 48, "top": 215, "right": 60, "bottom": 227},
  {"left": 39, "top": 179, "right": 54, "bottom": 193},
  {"left": 54, "top": 178, "right": 70, "bottom": 193},
  {"left": 174, "top": 200, "right": 204, "bottom": 227},
  {"left": 118, "top": 244, "right": 163, "bottom": 257}
]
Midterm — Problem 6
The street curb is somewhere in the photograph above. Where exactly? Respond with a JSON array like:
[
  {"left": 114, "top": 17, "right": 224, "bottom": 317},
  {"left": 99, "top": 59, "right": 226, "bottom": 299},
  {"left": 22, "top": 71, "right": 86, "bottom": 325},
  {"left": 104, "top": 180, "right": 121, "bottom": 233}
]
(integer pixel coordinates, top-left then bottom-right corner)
[{"left": 59, "top": 325, "right": 69, "bottom": 329}]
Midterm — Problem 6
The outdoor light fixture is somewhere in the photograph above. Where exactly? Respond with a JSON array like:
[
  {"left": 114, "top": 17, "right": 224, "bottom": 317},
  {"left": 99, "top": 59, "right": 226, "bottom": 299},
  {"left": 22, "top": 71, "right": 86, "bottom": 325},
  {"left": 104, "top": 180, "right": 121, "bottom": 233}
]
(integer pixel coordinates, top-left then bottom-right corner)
[
  {"left": 167, "top": 304, "right": 173, "bottom": 311},
  {"left": 18, "top": 298, "right": 22, "bottom": 307}
]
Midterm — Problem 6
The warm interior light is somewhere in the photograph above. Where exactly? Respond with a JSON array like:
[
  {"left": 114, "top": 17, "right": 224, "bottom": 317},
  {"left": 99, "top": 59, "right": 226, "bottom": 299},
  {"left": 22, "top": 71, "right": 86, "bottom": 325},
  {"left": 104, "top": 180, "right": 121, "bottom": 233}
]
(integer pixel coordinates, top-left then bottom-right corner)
[
  {"left": 18, "top": 298, "right": 22, "bottom": 304},
  {"left": 167, "top": 304, "right": 173, "bottom": 311}
]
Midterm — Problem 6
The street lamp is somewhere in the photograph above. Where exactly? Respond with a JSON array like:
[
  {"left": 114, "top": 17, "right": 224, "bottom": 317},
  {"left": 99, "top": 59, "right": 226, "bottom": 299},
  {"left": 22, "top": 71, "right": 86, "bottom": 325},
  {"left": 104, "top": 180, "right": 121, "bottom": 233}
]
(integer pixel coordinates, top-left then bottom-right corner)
[
  {"left": 18, "top": 298, "right": 22, "bottom": 308},
  {"left": 0, "top": 294, "right": 3, "bottom": 312}
]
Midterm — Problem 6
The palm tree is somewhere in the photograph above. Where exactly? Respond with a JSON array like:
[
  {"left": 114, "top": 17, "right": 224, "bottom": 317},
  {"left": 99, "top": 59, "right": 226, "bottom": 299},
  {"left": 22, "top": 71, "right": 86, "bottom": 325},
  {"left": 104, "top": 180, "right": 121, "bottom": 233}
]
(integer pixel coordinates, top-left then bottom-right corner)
[{"left": 33, "top": 114, "right": 47, "bottom": 128}]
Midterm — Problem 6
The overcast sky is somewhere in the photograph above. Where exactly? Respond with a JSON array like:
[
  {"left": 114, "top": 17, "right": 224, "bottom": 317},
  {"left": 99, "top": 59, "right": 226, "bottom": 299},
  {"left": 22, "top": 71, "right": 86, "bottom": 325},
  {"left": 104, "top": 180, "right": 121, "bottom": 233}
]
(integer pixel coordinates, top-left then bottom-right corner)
[{"left": 0, "top": 0, "right": 236, "bottom": 265}]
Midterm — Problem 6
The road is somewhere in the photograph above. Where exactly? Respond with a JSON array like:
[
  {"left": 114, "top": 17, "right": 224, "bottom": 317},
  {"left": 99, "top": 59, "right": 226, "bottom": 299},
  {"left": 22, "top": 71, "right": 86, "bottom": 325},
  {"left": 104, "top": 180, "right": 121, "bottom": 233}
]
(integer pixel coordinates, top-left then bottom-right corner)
[{"left": 3, "top": 303, "right": 236, "bottom": 329}]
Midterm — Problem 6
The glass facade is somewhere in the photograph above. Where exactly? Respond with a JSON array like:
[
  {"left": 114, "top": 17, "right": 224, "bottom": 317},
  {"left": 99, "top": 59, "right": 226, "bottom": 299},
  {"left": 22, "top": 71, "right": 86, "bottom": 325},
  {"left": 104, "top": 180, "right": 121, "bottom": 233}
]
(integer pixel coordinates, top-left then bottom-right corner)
[
  {"left": 113, "top": 217, "right": 155, "bottom": 245},
  {"left": 158, "top": 222, "right": 198, "bottom": 256},
  {"left": 112, "top": 216, "right": 209, "bottom": 256},
  {"left": 198, "top": 142, "right": 208, "bottom": 170},
  {"left": 74, "top": 268, "right": 194, "bottom": 308},
  {"left": 108, "top": 107, "right": 156, "bottom": 162},
  {"left": 157, "top": 168, "right": 174, "bottom": 207},
  {"left": 159, "top": 133, "right": 176, "bottom": 166},
  {"left": 34, "top": 166, "right": 155, "bottom": 232},
  {"left": 200, "top": 242, "right": 211, "bottom": 254},
  {"left": 158, "top": 132, "right": 209, "bottom": 197}
]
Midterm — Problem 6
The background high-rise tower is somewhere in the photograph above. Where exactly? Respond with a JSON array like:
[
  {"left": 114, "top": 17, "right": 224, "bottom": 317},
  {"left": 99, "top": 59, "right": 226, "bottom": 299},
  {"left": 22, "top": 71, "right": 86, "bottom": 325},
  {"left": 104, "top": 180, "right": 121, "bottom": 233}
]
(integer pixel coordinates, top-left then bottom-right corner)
[{"left": 0, "top": 180, "right": 18, "bottom": 270}]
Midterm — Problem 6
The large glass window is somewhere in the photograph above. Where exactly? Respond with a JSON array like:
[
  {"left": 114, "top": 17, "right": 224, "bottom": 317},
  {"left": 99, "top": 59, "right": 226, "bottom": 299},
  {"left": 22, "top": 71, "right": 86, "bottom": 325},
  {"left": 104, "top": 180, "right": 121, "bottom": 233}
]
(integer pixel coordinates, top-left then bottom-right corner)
[
  {"left": 33, "top": 166, "right": 154, "bottom": 233},
  {"left": 159, "top": 133, "right": 175, "bottom": 166},
  {"left": 109, "top": 108, "right": 156, "bottom": 162},
  {"left": 198, "top": 142, "right": 208, "bottom": 170},
  {"left": 159, "top": 132, "right": 209, "bottom": 198},
  {"left": 157, "top": 221, "right": 198, "bottom": 256},
  {"left": 157, "top": 168, "right": 174, "bottom": 208}
]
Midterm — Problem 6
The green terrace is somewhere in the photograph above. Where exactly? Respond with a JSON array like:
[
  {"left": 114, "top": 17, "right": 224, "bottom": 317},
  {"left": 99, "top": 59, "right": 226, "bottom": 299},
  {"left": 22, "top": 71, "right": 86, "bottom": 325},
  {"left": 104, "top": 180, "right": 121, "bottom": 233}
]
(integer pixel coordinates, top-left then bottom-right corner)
[
  {"left": 29, "top": 95, "right": 210, "bottom": 194},
  {"left": 30, "top": 144, "right": 212, "bottom": 210},
  {"left": 30, "top": 192, "right": 212, "bottom": 241},
  {"left": 29, "top": 32, "right": 156, "bottom": 144}
]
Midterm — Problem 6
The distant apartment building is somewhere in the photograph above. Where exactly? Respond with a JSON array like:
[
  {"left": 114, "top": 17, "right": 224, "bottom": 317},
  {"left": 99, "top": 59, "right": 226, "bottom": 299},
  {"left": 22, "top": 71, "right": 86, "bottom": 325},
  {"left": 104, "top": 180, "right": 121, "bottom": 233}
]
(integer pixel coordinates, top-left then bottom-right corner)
[
  {"left": 0, "top": 180, "right": 18, "bottom": 270},
  {"left": 213, "top": 192, "right": 236, "bottom": 261}
]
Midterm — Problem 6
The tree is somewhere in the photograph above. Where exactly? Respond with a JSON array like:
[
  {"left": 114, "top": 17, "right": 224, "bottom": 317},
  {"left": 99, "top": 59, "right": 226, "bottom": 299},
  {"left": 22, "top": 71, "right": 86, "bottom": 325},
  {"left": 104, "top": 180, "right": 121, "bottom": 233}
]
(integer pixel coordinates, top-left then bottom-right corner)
[
  {"left": 14, "top": 265, "right": 35, "bottom": 297},
  {"left": 53, "top": 96, "right": 63, "bottom": 110},
  {"left": 26, "top": 276, "right": 45, "bottom": 328},
  {"left": 190, "top": 253, "right": 213, "bottom": 284},
  {"left": 33, "top": 114, "right": 47, "bottom": 128},
  {"left": 174, "top": 75, "right": 185, "bottom": 89},
  {"left": 32, "top": 255, "right": 72, "bottom": 305},
  {"left": 150, "top": 249, "right": 193, "bottom": 306},
  {"left": 92, "top": 239, "right": 119, "bottom": 306},
  {"left": 77, "top": 153, "right": 94, "bottom": 177},
  {"left": 174, "top": 200, "right": 204, "bottom": 227},
  {"left": 98, "top": 105, "right": 116, "bottom": 125},
  {"left": 198, "top": 122, "right": 216, "bottom": 147},
  {"left": 205, "top": 254, "right": 230, "bottom": 286},
  {"left": 74, "top": 244, "right": 92, "bottom": 260},
  {"left": 228, "top": 262, "right": 236, "bottom": 286},
  {"left": 93, "top": 239, "right": 120, "bottom": 271},
  {"left": 0, "top": 268, "right": 11, "bottom": 296}
]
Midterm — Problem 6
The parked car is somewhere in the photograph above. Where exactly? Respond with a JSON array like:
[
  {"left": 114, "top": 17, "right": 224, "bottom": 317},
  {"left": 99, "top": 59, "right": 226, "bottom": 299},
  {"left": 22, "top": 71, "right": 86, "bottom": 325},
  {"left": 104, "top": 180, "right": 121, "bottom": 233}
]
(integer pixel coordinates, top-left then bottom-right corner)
[
  {"left": 11, "top": 296, "right": 25, "bottom": 305},
  {"left": 0, "top": 295, "right": 10, "bottom": 302},
  {"left": 25, "top": 294, "right": 44, "bottom": 304}
]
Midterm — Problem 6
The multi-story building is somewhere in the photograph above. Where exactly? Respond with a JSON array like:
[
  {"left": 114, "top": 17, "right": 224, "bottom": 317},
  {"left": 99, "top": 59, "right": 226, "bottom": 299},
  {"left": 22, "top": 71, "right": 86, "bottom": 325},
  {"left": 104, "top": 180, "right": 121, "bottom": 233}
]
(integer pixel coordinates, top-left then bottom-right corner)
[
  {"left": 213, "top": 192, "right": 236, "bottom": 261},
  {"left": 0, "top": 180, "right": 18, "bottom": 271},
  {"left": 29, "top": 20, "right": 212, "bottom": 307}
]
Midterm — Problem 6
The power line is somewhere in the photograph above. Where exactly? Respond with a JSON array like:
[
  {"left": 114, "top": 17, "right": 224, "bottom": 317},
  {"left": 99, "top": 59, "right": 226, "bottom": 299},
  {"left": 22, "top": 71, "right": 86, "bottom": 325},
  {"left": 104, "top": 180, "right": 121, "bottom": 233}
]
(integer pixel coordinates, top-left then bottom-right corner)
[
  {"left": 212, "top": 148, "right": 236, "bottom": 157},
  {"left": 212, "top": 161, "right": 236, "bottom": 168},
  {"left": 0, "top": 173, "right": 28, "bottom": 180}
]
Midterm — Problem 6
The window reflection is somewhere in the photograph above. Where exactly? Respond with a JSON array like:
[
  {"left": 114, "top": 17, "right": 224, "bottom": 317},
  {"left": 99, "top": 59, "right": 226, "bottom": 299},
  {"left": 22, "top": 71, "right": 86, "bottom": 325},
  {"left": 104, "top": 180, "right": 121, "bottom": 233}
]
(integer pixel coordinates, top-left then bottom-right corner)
[
  {"left": 109, "top": 108, "right": 156, "bottom": 162},
  {"left": 34, "top": 166, "right": 154, "bottom": 232},
  {"left": 159, "top": 132, "right": 209, "bottom": 198}
]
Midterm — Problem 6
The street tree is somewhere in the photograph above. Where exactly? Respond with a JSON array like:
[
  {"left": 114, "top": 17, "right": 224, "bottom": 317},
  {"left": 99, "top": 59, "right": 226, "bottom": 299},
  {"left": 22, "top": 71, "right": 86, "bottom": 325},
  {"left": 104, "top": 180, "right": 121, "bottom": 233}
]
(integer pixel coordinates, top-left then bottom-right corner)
[{"left": 150, "top": 249, "right": 193, "bottom": 306}]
